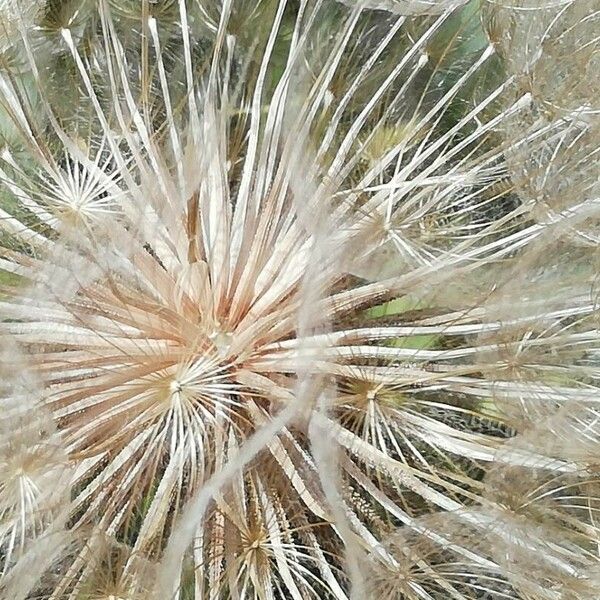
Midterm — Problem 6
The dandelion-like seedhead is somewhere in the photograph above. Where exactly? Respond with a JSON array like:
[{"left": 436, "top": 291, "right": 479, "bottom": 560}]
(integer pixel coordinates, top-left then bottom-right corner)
[{"left": 0, "top": 1, "right": 599, "bottom": 598}]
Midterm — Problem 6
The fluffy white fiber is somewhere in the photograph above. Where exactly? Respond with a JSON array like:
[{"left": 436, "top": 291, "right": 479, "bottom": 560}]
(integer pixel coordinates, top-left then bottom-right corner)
[{"left": 0, "top": 1, "right": 599, "bottom": 598}]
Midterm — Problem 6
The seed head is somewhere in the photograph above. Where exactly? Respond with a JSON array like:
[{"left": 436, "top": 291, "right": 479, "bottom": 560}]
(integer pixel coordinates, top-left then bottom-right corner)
[{"left": 0, "top": 1, "right": 599, "bottom": 598}]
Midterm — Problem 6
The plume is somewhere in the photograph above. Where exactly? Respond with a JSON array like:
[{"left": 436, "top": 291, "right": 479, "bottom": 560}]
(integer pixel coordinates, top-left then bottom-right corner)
[{"left": 0, "top": 0, "right": 599, "bottom": 598}]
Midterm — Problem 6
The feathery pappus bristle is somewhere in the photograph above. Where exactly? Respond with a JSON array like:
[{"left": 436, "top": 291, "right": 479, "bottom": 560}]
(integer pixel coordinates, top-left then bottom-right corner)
[{"left": 0, "top": 1, "right": 599, "bottom": 598}]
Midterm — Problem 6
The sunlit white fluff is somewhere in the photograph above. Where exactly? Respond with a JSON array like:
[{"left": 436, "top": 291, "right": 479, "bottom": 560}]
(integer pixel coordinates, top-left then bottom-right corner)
[{"left": 0, "top": 1, "right": 599, "bottom": 599}]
